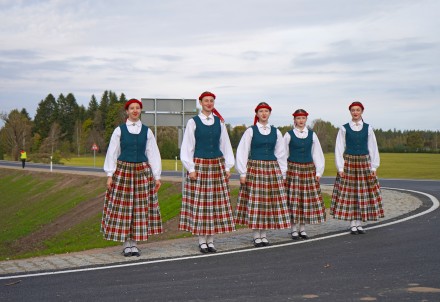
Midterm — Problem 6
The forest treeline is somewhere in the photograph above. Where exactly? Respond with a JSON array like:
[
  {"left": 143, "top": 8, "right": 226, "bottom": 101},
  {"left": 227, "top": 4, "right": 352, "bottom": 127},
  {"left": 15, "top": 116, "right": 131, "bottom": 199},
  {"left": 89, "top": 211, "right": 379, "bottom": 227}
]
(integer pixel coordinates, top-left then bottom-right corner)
[{"left": 1, "top": 91, "right": 439, "bottom": 162}]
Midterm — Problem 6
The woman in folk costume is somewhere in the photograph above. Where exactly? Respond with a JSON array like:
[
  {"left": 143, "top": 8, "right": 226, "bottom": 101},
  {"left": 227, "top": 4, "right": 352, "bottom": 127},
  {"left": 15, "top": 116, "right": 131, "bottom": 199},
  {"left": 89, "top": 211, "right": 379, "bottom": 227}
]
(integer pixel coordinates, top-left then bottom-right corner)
[
  {"left": 179, "top": 91, "right": 236, "bottom": 254},
  {"left": 331, "top": 101, "right": 384, "bottom": 235},
  {"left": 235, "top": 102, "right": 290, "bottom": 247},
  {"left": 284, "top": 109, "right": 325, "bottom": 240},
  {"left": 102, "top": 98, "right": 162, "bottom": 257}
]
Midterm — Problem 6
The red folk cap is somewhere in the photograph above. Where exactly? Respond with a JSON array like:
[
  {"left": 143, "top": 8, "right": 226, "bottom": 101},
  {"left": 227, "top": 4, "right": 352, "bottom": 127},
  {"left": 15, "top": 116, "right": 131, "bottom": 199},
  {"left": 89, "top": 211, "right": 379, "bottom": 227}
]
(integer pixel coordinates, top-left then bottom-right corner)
[
  {"left": 199, "top": 91, "right": 216, "bottom": 100},
  {"left": 292, "top": 111, "right": 309, "bottom": 117},
  {"left": 349, "top": 101, "right": 364, "bottom": 111},
  {"left": 124, "top": 98, "right": 143, "bottom": 110}
]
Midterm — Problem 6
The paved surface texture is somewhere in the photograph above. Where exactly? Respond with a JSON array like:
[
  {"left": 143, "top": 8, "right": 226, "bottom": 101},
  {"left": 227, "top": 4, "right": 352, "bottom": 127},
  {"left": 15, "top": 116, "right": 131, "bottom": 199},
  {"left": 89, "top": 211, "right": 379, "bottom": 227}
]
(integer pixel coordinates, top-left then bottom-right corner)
[{"left": 0, "top": 185, "right": 422, "bottom": 277}]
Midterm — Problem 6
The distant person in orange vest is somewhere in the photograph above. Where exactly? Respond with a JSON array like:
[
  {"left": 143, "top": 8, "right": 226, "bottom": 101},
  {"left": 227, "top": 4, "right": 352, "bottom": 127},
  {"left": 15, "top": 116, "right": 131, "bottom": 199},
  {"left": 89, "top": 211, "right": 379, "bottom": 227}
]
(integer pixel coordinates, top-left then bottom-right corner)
[
  {"left": 20, "top": 150, "right": 27, "bottom": 168},
  {"left": 102, "top": 98, "right": 163, "bottom": 257}
]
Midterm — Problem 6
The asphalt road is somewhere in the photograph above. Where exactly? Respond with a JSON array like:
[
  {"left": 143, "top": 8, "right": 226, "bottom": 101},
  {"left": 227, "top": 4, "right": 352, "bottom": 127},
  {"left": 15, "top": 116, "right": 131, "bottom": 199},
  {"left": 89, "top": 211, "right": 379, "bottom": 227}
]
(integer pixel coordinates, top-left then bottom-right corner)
[{"left": 0, "top": 162, "right": 439, "bottom": 301}]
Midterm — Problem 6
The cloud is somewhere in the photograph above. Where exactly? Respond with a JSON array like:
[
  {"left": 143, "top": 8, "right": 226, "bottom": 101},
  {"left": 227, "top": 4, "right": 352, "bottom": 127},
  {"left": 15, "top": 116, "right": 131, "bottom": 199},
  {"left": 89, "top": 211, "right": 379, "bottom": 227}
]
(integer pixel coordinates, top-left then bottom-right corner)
[{"left": 0, "top": 0, "right": 439, "bottom": 131}]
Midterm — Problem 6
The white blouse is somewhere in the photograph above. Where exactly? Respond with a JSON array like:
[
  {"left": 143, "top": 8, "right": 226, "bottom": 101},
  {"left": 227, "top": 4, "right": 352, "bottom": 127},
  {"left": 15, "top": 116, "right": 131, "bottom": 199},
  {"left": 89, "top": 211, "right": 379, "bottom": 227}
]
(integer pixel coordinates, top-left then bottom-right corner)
[
  {"left": 180, "top": 113, "right": 235, "bottom": 173},
  {"left": 283, "top": 127, "right": 325, "bottom": 177},
  {"left": 335, "top": 120, "right": 380, "bottom": 172},
  {"left": 103, "top": 120, "right": 162, "bottom": 180},
  {"left": 235, "top": 122, "right": 287, "bottom": 178}
]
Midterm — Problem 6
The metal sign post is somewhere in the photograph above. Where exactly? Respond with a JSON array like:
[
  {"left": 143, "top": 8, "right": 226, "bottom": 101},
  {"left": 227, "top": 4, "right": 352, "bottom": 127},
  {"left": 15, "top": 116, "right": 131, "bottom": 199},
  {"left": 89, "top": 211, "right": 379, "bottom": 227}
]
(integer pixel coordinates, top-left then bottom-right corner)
[
  {"left": 140, "top": 98, "right": 197, "bottom": 186},
  {"left": 91, "top": 143, "right": 99, "bottom": 168}
]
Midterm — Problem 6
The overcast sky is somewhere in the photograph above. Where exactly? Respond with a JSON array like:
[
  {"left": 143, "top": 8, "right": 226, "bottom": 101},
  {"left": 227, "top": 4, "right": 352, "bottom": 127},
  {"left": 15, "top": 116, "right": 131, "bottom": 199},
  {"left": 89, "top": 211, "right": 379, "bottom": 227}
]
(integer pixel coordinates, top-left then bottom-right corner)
[{"left": 1, "top": 0, "right": 439, "bottom": 130}]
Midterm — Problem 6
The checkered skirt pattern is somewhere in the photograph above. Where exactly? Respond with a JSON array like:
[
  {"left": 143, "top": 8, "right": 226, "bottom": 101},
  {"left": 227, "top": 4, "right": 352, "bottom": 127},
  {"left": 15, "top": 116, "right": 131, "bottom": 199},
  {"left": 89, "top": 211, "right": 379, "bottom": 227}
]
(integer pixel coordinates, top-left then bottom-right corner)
[
  {"left": 286, "top": 161, "right": 326, "bottom": 224},
  {"left": 331, "top": 154, "right": 384, "bottom": 221},
  {"left": 101, "top": 161, "right": 162, "bottom": 242},
  {"left": 235, "top": 160, "right": 291, "bottom": 229},
  {"left": 179, "top": 157, "right": 235, "bottom": 235}
]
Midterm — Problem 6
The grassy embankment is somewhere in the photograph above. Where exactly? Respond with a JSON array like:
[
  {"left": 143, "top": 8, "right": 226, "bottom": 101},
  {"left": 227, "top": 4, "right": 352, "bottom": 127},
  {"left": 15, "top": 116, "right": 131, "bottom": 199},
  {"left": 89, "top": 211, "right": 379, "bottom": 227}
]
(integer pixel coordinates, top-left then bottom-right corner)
[{"left": 1, "top": 153, "right": 438, "bottom": 260}]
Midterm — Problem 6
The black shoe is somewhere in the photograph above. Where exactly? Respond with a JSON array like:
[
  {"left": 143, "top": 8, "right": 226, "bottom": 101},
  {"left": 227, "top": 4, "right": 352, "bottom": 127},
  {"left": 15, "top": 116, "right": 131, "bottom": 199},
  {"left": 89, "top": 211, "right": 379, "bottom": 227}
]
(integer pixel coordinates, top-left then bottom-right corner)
[
  {"left": 291, "top": 231, "right": 299, "bottom": 240},
  {"left": 253, "top": 239, "right": 264, "bottom": 248},
  {"left": 199, "top": 243, "right": 209, "bottom": 253},
  {"left": 356, "top": 226, "right": 366, "bottom": 234},
  {"left": 350, "top": 227, "right": 358, "bottom": 235},
  {"left": 207, "top": 243, "right": 217, "bottom": 253},
  {"left": 131, "top": 247, "right": 141, "bottom": 257},
  {"left": 299, "top": 231, "right": 309, "bottom": 240},
  {"left": 123, "top": 247, "right": 132, "bottom": 257},
  {"left": 261, "top": 237, "right": 270, "bottom": 246}
]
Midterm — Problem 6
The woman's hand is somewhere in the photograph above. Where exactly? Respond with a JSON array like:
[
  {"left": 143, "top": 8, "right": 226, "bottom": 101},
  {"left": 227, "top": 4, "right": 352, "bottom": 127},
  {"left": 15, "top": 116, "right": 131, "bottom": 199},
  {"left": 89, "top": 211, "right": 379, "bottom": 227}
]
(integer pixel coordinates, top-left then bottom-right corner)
[
  {"left": 154, "top": 180, "right": 161, "bottom": 193},
  {"left": 315, "top": 175, "right": 321, "bottom": 182},
  {"left": 240, "top": 176, "right": 246, "bottom": 185},
  {"left": 338, "top": 171, "right": 345, "bottom": 178},
  {"left": 189, "top": 171, "right": 197, "bottom": 180},
  {"left": 106, "top": 177, "right": 112, "bottom": 190}
]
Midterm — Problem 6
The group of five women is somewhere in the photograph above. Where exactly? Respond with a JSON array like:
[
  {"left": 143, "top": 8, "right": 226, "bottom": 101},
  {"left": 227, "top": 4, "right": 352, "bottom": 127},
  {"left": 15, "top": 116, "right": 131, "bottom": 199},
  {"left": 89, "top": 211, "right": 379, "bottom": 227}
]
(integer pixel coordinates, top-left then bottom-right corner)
[{"left": 101, "top": 91, "right": 384, "bottom": 256}]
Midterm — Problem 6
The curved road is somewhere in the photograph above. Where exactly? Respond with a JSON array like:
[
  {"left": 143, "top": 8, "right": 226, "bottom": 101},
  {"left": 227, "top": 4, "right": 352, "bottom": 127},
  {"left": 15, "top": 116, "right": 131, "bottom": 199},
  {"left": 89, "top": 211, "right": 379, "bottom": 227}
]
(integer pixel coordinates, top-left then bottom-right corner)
[{"left": 0, "top": 161, "right": 439, "bottom": 301}]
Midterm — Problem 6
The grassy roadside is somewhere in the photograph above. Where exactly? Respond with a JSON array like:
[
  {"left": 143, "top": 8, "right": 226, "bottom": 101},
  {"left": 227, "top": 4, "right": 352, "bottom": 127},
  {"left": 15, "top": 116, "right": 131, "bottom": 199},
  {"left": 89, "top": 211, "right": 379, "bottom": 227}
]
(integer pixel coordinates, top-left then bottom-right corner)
[
  {"left": 0, "top": 168, "right": 333, "bottom": 260},
  {"left": 2, "top": 151, "right": 439, "bottom": 260}
]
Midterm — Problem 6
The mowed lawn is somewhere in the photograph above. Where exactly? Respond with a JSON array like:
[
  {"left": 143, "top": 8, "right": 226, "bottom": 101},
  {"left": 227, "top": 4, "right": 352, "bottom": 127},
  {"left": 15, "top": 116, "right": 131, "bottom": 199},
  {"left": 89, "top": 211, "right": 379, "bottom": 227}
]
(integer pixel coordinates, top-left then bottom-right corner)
[{"left": 63, "top": 153, "right": 440, "bottom": 179}]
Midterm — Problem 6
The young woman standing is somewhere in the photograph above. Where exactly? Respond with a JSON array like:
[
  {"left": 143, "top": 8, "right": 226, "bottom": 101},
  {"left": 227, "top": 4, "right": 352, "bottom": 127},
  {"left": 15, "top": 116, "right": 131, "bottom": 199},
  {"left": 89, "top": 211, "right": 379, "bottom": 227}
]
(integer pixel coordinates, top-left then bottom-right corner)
[
  {"left": 179, "top": 91, "right": 236, "bottom": 253},
  {"left": 331, "top": 101, "right": 384, "bottom": 234},
  {"left": 235, "top": 102, "right": 290, "bottom": 247},
  {"left": 284, "top": 109, "right": 325, "bottom": 240},
  {"left": 102, "top": 98, "right": 162, "bottom": 257}
]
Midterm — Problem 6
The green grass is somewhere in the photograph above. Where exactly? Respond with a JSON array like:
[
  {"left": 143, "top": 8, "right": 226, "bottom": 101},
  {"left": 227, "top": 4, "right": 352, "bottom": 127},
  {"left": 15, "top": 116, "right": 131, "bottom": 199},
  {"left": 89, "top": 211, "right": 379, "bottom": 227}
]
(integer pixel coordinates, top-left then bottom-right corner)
[
  {"left": 61, "top": 153, "right": 440, "bottom": 179},
  {"left": 0, "top": 169, "right": 188, "bottom": 260},
  {"left": 322, "top": 153, "right": 440, "bottom": 179},
  {"left": 1, "top": 151, "right": 438, "bottom": 259}
]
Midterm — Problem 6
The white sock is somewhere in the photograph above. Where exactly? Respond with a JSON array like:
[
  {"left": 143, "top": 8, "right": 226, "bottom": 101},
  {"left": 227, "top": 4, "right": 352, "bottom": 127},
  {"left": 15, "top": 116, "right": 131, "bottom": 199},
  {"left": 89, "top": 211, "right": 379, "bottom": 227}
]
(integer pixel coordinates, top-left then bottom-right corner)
[
  {"left": 291, "top": 223, "right": 297, "bottom": 233},
  {"left": 356, "top": 221, "right": 364, "bottom": 230},
  {"left": 130, "top": 239, "right": 137, "bottom": 247},
  {"left": 207, "top": 235, "right": 214, "bottom": 247},
  {"left": 123, "top": 240, "right": 131, "bottom": 248},
  {"left": 299, "top": 223, "right": 306, "bottom": 233},
  {"left": 350, "top": 220, "right": 356, "bottom": 228},
  {"left": 260, "top": 230, "right": 268, "bottom": 242},
  {"left": 253, "top": 229, "right": 262, "bottom": 243},
  {"left": 198, "top": 236, "right": 207, "bottom": 248}
]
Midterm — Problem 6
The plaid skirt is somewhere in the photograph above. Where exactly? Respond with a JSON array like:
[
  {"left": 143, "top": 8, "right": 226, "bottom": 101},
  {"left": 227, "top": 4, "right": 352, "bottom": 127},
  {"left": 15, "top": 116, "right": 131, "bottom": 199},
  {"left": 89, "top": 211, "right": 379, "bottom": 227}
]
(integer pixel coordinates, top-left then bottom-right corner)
[
  {"left": 179, "top": 157, "right": 235, "bottom": 235},
  {"left": 235, "top": 160, "right": 291, "bottom": 229},
  {"left": 331, "top": 154, "right": 384, "bottom": 221},
  {"left": 101, "top": 161, "right": 162, "bottom": 242},
  {"left": 286, "top": 161, "right": 326, "bottom": 224}
]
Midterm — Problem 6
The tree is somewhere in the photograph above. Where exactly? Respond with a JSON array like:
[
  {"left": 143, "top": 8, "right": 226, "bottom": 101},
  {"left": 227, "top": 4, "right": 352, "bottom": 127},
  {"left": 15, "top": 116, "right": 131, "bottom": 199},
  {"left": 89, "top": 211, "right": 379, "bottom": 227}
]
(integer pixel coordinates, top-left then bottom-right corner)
[
  {"left": 0, "top": 109, "right": 33, "bottom": 160},
  {"left": 57, "top": 93, "right": 79, "bottom": 144},
  {"left": 87, "top": 95, "right": 99, "bottom": 119},
  {"left": 311, "top": 119, "right": 338, "bottom": 153},
  {"left": 33, "top": 94, "right": 58, "bottom": 139},
  {"left": 406, "top": 132, "right": 424, "bottom": 151}
]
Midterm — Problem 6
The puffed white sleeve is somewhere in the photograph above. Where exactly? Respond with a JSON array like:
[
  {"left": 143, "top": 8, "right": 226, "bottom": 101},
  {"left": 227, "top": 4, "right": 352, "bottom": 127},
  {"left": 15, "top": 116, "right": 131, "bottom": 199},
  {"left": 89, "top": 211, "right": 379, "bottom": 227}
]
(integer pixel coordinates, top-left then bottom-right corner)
[
  {"left": 146, "top": 128, "right": 162, "bottom": 180},
  {"left": 220, "top": 122, "right": 235, "bottom": 171},
  {"left": 180, "top": 119, "right": 196, "bottom": 173},
  {"left": 335, "top": 126, "right": 346, "bottom": 172},
  {"left": 104, "top": 127, "right": 121, "bottom": 177},
  {"left": 235, "top": 128, "right": 253, "bottom": 177},
  {"left": 368, "top": 125, "right": 380, "bottom": 171},
  {"left": 312, "top": 132, "right": 325, "bottom": 177},
  {"left": 275, "top": 129, "right": 287, "bottom": 178}
]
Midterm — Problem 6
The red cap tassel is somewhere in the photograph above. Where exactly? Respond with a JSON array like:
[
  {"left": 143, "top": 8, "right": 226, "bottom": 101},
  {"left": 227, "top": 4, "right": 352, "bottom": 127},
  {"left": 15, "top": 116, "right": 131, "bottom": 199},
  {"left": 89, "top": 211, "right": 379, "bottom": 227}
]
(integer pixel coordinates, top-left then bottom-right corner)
[
  {"left": 211, "top": 108, "right": 224, "bottom": 123},
  {"left": 253, "top": 115, "right": 259, "bottom": 125}
]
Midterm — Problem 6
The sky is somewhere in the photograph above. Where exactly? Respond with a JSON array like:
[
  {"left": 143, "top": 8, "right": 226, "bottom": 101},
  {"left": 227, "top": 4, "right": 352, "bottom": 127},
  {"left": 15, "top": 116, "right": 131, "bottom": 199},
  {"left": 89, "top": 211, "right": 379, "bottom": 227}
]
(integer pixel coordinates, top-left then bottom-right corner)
[{"left": 0, "top": 0, "right": 439, "bottom": 131}]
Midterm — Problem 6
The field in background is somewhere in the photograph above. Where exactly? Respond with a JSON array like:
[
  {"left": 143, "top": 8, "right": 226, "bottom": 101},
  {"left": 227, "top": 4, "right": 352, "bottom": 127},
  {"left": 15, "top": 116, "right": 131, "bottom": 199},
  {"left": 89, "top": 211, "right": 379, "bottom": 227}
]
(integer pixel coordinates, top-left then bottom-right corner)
[{"left": 62, "top": 153, "right": 440, "bottom": 179}]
